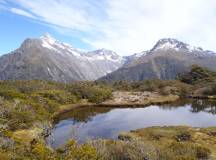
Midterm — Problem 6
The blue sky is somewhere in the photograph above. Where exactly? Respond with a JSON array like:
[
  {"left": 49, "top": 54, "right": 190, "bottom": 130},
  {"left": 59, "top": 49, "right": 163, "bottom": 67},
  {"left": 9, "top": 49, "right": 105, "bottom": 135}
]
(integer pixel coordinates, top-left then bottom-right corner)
[
  {"left": 0, "top": 12, "right": 93, "bottom": 54},
  {"left": 0, "top": 1, "right": 93, "bottom": 54},
  {"left": 1, "top": 0, "right": 216, "bottom": 55}
]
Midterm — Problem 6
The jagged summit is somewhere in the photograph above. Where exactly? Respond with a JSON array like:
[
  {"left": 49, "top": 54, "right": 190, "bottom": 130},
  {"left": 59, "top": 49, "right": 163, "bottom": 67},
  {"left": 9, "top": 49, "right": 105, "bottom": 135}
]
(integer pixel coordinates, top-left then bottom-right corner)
[
  {"left": 150, "top": 38, "right": 203, "bottom": 52},
  {"left": 40, "top": 33, "right": 56, "bottom": 43},
  {"left": 87, "top": 49, "right": 124, "bottom": 63},
  {"left": 2, "top": 34, "right": 216, "bottom": 82},
  {"left": 89, "top": 48, "right": 117, "bottom": 56},
  {"left": 0, "top": 34, "right": 125, "bottom": 82},
  {"left": 39, "top": 33, "right": 80, "bottom": 54},
  {"left": 100, "top": 38, "right": 216, "bottom": 82}
]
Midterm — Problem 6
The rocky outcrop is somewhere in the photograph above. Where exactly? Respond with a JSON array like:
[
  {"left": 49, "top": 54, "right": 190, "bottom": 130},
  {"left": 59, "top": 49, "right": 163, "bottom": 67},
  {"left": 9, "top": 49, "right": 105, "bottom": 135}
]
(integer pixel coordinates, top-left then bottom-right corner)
[{"left": 102, "top": 91, "right": 179, "bottom": 106}]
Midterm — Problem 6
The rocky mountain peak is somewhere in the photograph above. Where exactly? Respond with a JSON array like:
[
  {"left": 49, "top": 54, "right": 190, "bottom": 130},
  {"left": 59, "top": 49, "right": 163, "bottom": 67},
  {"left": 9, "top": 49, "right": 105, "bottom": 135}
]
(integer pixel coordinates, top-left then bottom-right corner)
[
  {"left": 150, "top": 38, "right": 203, "bottom": 53},
  {"left": 0, "top": 34, "right": 126, "bottom": 82},
  {"left": 38, "top": 33, "right": 83, "bottom": 55},
  {"left": 87, "top": 48, "right": 123, "bottom": 62},
  {"left": 100, "top": 37, "right": 216, "bottom": 82},
  {"left": 40, "top": 33, "right": 56, "bottom": 44},
  {"left": 92, "top": 48, "right": 118, "bottom": 57}
]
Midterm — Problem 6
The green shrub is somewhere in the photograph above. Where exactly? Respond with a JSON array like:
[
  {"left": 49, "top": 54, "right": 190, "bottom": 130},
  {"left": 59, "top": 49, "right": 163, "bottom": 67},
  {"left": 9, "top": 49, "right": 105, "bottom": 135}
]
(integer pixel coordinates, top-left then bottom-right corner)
[
  {"left": 196, "top": 146, "right": 211, "bottom": 159},
  {"left": 203, "top": 83, "right": 216, "bottom": 95},
  {"left": 68, "top": 82, "right": 112, "bottom": 104},
  {"left": 64, "top": 140, "right": 99, "bottom": 160},
  {"left": 32, "top": 141, "right": 55, "bottom": 160},
  {"left": 159, "top": 142, "right": 211, "bottom": 160},
  {"left": 179, "top": 65, "right": 216, "bottom": 84},
  {"left": 7, "top": 110, "right": 35, "bottom": 130},
  {"left": 0, "top": 90, "right": 26, "bottom": 100},
  {"left": 88, "top": 86, "right": 112, "bottom": 104}
]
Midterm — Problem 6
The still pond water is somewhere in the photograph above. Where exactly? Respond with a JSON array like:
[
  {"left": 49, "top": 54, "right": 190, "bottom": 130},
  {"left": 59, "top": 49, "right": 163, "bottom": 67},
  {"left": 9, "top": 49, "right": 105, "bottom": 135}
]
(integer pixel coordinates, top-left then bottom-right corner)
[{"left": 47, "top": 99, "right": 216, "bottom": 148}]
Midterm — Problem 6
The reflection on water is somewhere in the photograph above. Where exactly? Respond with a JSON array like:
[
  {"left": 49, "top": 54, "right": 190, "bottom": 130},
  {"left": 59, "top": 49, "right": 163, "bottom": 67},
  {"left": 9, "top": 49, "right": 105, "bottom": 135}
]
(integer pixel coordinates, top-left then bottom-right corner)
[
  {"left": 53, "top": 107, "right": 112, "bottom": 123},
  {"left": 158, "top": 99, "right": 216, "bottom": 114},
  {"left": 47, "top": 99, "right": 216, "bottom": 148}
]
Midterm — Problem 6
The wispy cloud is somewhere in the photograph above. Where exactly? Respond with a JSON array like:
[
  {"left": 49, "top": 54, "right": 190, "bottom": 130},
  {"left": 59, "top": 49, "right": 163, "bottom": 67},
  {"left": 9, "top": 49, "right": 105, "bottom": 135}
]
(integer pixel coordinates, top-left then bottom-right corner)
[
  {"left": 10, "top": 8, "right": 35, "bottom": 18},
  {"left": 9, "top": 0, "right": 106, "bottom": 31},
  {"left": 3, "top": 0, "right": 216, "bottom": 55}
]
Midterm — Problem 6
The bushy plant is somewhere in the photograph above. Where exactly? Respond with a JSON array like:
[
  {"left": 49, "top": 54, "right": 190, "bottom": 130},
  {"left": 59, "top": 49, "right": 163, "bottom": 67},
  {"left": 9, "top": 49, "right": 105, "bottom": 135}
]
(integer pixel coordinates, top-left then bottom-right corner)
[
  {"left": 0, "top": 90, "right": 26, "bottom": 100},
  {"left": 32, "top": 141, "right": 55, "bottom": 160},
  {"left": 64, "top": 140, "right": 99, "bottom": 160},
  {"left": 7, "top": 110, "right": 35, "bottom": 130},
  {"left": 203, "top": 83, "right": 216, "bottom": 95},
  {"left": 68, "top": 82, "right": 112, "bottom": 104},
  {"left": 179, "top": 65, "right": 216, "bottom": 84},
  {"left": 159, "top": 142, "right": 211, "bottom": 160},
  {"left": 88, "top": 86, "right": 112, "bottom": 104}
]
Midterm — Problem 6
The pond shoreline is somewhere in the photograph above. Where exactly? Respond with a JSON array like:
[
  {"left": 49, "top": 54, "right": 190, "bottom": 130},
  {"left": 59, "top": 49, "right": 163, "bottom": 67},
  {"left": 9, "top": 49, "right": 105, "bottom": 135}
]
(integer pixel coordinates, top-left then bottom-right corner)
[
  {"left": 48, "top": 91, "right": 216, "bottom": 150},
  {"left": 52, "top": 91, "right": 180, "bottom": 118},
  {"left": 47, "top": 98, "right": 216, "bottom": 153},
  {"left": 188, "top": 95, "right": 216, "bottom": 99},
  {"left": 52, "top": 101, "right": 177, "bottom": 119},
  {"left": 53, "top": 92, "right": 216, "bottom": 119}
]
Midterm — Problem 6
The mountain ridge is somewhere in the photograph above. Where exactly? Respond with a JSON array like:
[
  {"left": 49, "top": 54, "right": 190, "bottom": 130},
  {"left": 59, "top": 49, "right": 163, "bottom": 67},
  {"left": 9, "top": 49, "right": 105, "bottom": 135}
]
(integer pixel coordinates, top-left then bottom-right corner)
[
  {"left": 0, "top": 34, "right": 125, "bottom": 82},
  {"left": 1, "top": 35, "right": 216, "bottom": 82},
  {"left": 100, "top": 38, "right": 216, "bottom": 81}
]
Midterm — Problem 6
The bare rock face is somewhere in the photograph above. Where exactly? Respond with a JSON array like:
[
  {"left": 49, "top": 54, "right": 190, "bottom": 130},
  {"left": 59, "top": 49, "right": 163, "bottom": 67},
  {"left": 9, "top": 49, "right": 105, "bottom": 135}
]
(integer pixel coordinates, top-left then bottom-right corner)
[
  {"left": 0, "top": 34, "right": 125, "bottom": 82},
  {"left": 100, "top": 38, "right": 216, "bottom": 81}
]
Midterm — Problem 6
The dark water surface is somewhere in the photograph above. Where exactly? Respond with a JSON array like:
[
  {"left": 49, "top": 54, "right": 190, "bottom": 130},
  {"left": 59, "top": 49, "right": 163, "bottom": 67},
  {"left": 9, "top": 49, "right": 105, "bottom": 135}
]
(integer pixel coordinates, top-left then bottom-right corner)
[{"left": 47, "top": 99, "right": 216, "bottom": 148}]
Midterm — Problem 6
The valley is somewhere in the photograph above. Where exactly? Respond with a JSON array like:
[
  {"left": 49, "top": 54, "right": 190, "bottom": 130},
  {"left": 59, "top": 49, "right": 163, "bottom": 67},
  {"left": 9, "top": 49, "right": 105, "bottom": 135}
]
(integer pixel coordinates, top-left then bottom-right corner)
[
  {"left": 1, "top": 0, "right": 216, "bottom": 159},
  {"left": 0, "top": 35, "right": 216, "bottom": 160},
  {"left": 0, "top": 65, "right": 216, "bottom": 159}
]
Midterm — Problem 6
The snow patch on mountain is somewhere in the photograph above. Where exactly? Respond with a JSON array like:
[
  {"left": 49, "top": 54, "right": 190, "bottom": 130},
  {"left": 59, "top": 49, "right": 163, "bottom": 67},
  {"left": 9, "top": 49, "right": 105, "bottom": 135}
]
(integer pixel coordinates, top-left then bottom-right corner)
[
  {"left": 86, "top": 48, "right": 125, "bottom": 63},
  {"left": 39, "top": 34, "right": 125, "bottom": 64},
  {"left": 132, "top": 52, "right": 146, "bottom": 58},
  {"left": 148, "top": 38, "right": 216, "bottom": 56},
  {"left": 40, "top": 33, "right": 83, "bottom": 57},
  {"left": 40, "top": 34, "right": 59, "bottom": 52},
  {"left": 155, "top": 41, "right": 180, "bottom": 51}
]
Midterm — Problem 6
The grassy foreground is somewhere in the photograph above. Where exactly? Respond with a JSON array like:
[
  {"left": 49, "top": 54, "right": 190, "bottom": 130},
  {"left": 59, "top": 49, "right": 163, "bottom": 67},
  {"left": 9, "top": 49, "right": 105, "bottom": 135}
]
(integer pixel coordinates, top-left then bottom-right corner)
[
  {"left": 0, "top": 80, "right": 113, "bottom": 159},
  {"left": 116, "top": 126, "right": 216, "bottom": 160},
  {"left": 0, "top": 65, "right": 216, "bottom": 159}
]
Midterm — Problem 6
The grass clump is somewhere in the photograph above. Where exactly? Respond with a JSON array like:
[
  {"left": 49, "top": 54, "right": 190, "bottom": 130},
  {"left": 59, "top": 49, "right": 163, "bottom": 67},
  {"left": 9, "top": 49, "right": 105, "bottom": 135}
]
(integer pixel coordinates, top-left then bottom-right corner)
[{"left": 117, "top": 126, "right": 215, "bottom": 160}]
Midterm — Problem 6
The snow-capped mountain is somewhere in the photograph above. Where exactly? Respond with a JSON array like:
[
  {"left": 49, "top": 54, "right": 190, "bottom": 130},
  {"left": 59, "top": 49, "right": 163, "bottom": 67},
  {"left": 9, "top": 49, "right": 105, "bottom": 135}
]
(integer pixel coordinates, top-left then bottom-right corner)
[
  {"left": 123, "top": 51, "right": 147, "bottom": 66},
  {"left": 0, "top": 34, "right": 125, "bottom": 82},
  {"left": 2, "top": 35, "right": 216, "bottom": 82},
  {"left": 150, "top": 38, "right": 203, "bottom": 52},
  {"left": 40, "top": 33, "right": 86, "bottom": 56},
  {"left": 100, "top": 38, "right": 216, "bottom": 81},
  {"left": 86, "top": 48, "right": 125, "bottom": 63},
  {"left": 149, "top": 38, "right": 216, "bottom": 57}
]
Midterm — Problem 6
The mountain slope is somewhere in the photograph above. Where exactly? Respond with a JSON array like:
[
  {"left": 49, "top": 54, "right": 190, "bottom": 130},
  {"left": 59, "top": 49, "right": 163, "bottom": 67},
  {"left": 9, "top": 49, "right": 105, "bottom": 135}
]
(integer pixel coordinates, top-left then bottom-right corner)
[
  {"left": 0, "top": 34, "right": 125, "bottom": 82},
  {"left": 100, "top": 38, "right": 216, "bottom": 81}
]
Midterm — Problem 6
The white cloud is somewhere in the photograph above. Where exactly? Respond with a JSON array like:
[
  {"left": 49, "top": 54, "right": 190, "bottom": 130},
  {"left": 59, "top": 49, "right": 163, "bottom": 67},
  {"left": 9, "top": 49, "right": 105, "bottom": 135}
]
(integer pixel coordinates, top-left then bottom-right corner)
[
  {"left": 10, "top": 0, "right": 105, "bottom": 31},
  {"left": 92, "top": 0, "right": 216, "bottom": 55},
  {"left": 5, "top": 0, "right": 216, "bottom": 55},
  {"left": 10, "top": 8, "right": 35, "bottom": 18}
]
